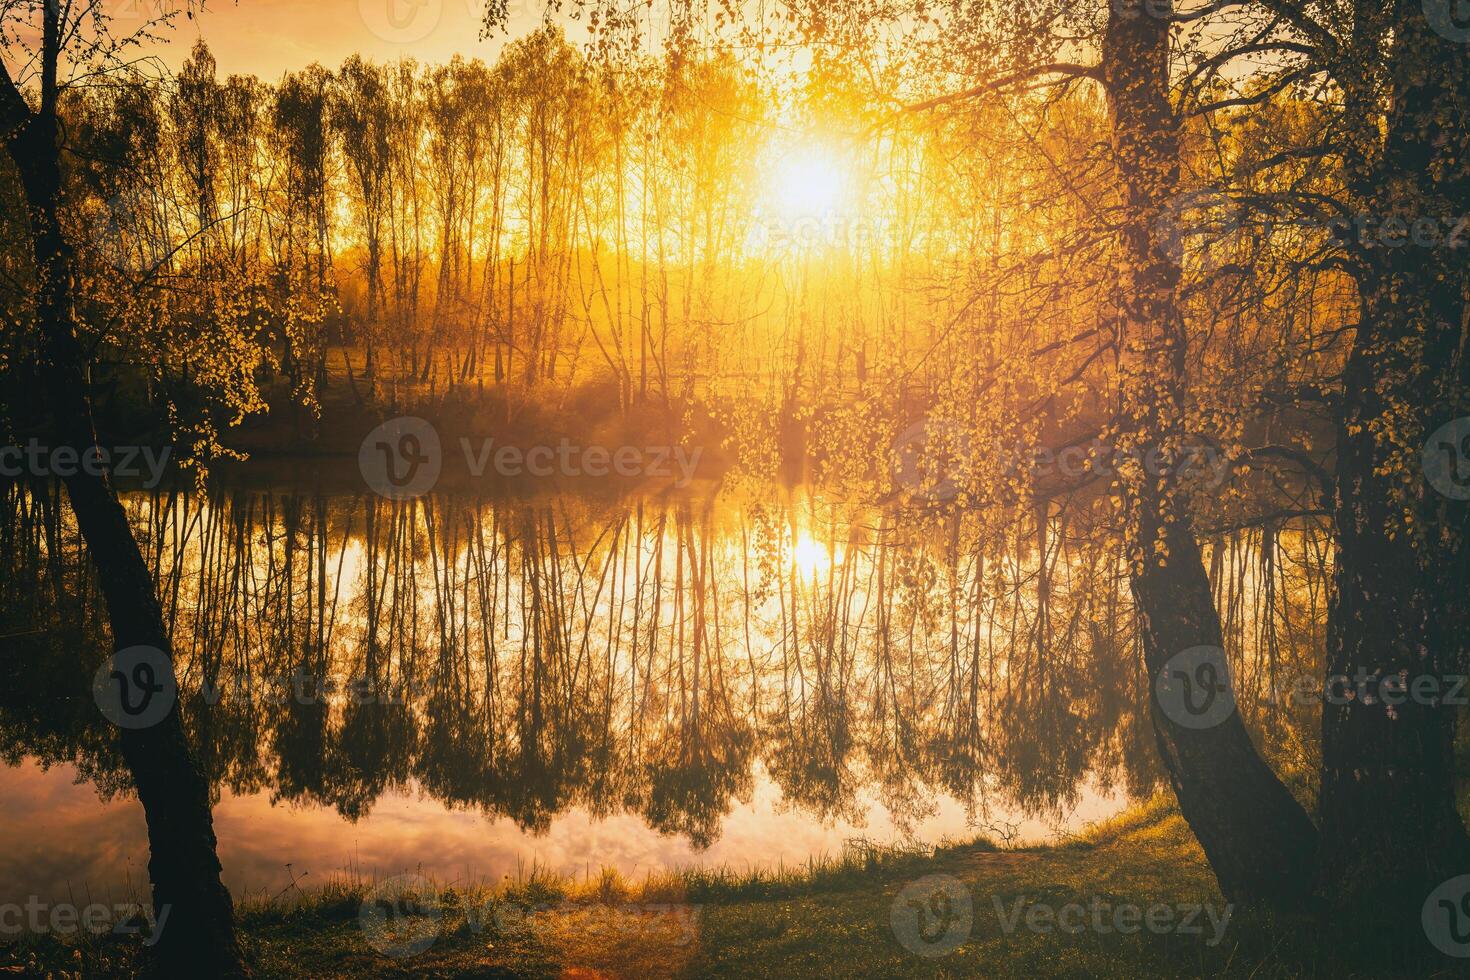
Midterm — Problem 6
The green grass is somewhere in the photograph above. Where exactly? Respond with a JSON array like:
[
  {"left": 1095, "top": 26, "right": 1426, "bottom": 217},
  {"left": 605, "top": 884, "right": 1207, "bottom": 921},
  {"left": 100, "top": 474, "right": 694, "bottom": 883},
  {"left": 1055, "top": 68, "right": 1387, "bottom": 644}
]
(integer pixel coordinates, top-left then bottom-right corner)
[{"left": 1, "top": 797, "right": 1456, "bottom": 978}]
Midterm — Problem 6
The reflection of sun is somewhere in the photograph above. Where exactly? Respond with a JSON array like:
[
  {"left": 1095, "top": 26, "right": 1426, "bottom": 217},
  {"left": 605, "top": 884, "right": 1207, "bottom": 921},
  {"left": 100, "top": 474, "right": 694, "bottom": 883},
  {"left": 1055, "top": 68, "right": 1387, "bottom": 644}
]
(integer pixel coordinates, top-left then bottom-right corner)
[
  {"left": 791, "top": 532, "right": 832, "bottom": 575},
  {"left": 771, "top": 145, "right": 847, "bottom": 216}
]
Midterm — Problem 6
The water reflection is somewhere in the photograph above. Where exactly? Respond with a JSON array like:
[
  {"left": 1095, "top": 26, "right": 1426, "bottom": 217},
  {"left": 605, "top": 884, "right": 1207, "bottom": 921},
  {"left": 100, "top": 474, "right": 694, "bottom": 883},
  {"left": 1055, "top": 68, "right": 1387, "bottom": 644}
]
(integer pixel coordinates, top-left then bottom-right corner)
[{"left": 0, "top": 479, "right": 1329, "bottom": 896}]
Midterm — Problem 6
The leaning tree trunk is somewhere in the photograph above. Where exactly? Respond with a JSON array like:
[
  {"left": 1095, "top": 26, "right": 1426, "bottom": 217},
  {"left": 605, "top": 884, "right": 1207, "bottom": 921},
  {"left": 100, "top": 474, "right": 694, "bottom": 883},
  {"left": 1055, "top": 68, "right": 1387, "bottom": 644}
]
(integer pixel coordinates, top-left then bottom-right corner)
[
  {"left": 1317, "top": 1, "right": 1470, "bottom": 932},
  {"left": 1102, "top": 0, "right": 1318, "bottom": 906},
  {"left": 2, "top": 17, "right": 245, "bottom": 976}
]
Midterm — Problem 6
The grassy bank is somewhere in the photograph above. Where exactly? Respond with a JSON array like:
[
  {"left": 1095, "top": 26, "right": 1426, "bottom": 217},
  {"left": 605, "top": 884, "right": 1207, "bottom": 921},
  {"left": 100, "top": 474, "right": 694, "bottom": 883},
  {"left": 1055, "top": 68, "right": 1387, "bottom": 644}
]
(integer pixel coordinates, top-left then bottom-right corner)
[{"left": 0, "top": 797, "right": 1441, "bottom": 978}]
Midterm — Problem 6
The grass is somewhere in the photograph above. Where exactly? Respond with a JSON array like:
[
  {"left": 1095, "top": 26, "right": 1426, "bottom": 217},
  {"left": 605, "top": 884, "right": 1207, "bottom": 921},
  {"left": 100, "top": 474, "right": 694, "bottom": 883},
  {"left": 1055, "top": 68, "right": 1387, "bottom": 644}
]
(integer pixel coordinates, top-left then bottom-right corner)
[{"left": 1, "top": 796, "right": 1455, "bottom": 978}]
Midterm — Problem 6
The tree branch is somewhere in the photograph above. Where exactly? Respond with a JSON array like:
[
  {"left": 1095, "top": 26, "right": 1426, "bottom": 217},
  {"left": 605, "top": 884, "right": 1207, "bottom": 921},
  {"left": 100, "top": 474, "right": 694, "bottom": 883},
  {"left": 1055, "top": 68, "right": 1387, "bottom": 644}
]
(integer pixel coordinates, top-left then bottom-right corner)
[
  {"left": 1171, "top": 0, "right": 1249, "bottom": 23},
  {"left": 897, "top": 63, "right": 1103, "bottom": 118}
]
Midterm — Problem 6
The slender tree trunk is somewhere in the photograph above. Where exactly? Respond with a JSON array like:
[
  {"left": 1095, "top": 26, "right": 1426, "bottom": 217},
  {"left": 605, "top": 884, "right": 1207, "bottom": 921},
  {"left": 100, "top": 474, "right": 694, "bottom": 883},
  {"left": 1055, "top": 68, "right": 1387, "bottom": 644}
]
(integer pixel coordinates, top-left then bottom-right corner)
[
  {"left": 2, "top": 21, "right": 245, "bottom": 976},
  {"left": 1103, "top": 0, "right": 1318, "bottom": 906}
]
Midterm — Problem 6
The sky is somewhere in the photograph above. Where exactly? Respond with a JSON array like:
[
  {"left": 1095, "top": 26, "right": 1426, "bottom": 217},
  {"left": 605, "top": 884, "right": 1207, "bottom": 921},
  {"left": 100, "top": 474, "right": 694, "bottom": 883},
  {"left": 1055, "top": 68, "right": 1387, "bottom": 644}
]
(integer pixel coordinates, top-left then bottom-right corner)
[{"left": 123, "top": 0, "right": 581, "bottom": 79}]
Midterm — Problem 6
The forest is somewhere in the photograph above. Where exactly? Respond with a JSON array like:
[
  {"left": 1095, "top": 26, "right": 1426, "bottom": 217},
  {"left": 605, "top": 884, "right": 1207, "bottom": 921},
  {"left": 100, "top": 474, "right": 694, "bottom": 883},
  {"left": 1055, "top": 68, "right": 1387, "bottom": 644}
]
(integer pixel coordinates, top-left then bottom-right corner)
[{"left": 0, "top": 0, "right": 1467, "bottom": 976}]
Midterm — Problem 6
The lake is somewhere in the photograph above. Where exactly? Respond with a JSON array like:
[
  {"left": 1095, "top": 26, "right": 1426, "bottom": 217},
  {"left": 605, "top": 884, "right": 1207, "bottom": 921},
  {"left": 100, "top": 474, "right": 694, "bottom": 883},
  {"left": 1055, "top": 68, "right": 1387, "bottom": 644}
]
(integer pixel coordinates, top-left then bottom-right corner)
[{"left": 1, "top": 469, "right": 1320, "bottom": 906}]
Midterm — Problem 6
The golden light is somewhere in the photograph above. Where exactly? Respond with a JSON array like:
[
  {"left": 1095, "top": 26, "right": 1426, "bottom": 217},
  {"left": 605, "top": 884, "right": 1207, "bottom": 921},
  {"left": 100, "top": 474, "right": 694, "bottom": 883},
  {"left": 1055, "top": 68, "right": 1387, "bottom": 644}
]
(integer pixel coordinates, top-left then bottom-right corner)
[
  {"left": 771, "top": 145, "right": 848, "bottom": 217},
  {"left": 791, "top": 532, "right": 833, "bottom": 576}
]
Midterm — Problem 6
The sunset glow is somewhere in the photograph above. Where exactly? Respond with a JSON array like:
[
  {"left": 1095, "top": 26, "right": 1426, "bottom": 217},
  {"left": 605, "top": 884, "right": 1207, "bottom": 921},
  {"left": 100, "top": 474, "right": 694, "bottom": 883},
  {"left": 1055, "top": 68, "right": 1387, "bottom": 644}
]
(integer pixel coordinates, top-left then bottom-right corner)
[
  {"left": 2, "top": 0, "right": 1464, "bottom": 975},
  {"left": 791, "top": 530, "right": 833, "bottom": 575},
  {"left": 770, "top": 145, "right": 850, "bottom": 218}
]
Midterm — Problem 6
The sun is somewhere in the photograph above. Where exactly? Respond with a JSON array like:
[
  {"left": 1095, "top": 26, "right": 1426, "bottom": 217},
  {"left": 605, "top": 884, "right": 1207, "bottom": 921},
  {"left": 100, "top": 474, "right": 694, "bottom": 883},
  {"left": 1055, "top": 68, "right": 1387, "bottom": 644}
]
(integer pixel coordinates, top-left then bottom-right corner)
[
  {"left": 771, "top": 145, "right": 848, "bottom": 217},
  {"left": 791, "top": 531, "right": 833, "bottom": 576}
]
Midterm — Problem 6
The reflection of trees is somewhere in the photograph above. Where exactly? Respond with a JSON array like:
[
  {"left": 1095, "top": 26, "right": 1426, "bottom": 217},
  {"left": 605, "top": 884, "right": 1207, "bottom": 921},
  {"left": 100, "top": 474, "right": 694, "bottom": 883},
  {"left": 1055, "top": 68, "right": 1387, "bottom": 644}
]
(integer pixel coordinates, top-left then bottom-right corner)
[
  {"left": 0, "top": 480, "right": 1329, "bottom": 847},
  {"left": 984, "top": 510, "right": 1131, "bottom": 819},
  {"left": 763, "top": 507, "right": 861, "bottom": 825},
  {"left": 634, "top": 507, "right": 755, "bottom": 846}
]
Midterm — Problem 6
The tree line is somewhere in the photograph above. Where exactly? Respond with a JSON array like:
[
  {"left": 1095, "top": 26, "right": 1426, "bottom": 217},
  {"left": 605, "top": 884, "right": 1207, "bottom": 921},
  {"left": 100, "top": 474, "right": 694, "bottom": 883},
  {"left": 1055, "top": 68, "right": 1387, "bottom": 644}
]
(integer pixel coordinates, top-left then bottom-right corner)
[{"left": 1, "top": 0, "right": 1468, "bottom": 972}]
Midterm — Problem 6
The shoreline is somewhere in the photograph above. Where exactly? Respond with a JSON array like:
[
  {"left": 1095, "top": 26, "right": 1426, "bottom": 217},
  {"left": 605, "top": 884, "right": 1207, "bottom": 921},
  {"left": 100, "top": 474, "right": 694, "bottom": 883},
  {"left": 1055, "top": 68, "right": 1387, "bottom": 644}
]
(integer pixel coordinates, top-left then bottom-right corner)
[{"left": 2, "top": 796, "right": 1404, "bottom": 978}]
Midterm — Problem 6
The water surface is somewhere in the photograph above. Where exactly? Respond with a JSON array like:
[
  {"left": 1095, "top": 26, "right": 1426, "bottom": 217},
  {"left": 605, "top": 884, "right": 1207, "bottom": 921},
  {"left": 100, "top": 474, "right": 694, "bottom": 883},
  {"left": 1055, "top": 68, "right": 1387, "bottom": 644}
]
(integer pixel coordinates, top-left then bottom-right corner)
[{"left": 2, "top": 474, "right": 1223, "bottom": 903}]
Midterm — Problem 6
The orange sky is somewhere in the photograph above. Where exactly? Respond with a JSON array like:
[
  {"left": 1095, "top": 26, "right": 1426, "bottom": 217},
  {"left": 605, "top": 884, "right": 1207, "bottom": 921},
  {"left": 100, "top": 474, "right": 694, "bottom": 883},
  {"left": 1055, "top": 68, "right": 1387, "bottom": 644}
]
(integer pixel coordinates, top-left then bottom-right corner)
[{"left": 129, "top": 0, "right": 579, "bottom": 79}]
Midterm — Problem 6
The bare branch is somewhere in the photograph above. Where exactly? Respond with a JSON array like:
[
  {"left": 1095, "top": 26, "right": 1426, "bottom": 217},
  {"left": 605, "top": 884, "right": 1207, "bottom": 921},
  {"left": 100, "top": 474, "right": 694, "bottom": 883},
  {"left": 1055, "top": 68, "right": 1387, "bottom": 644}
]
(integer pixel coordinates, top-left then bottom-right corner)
[
  {"left": 897, "top": 63, "right": 1103, "bottom": 118},
  {"left": 1171, "top": 0, "right": 1249, "bottom": 23}
]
